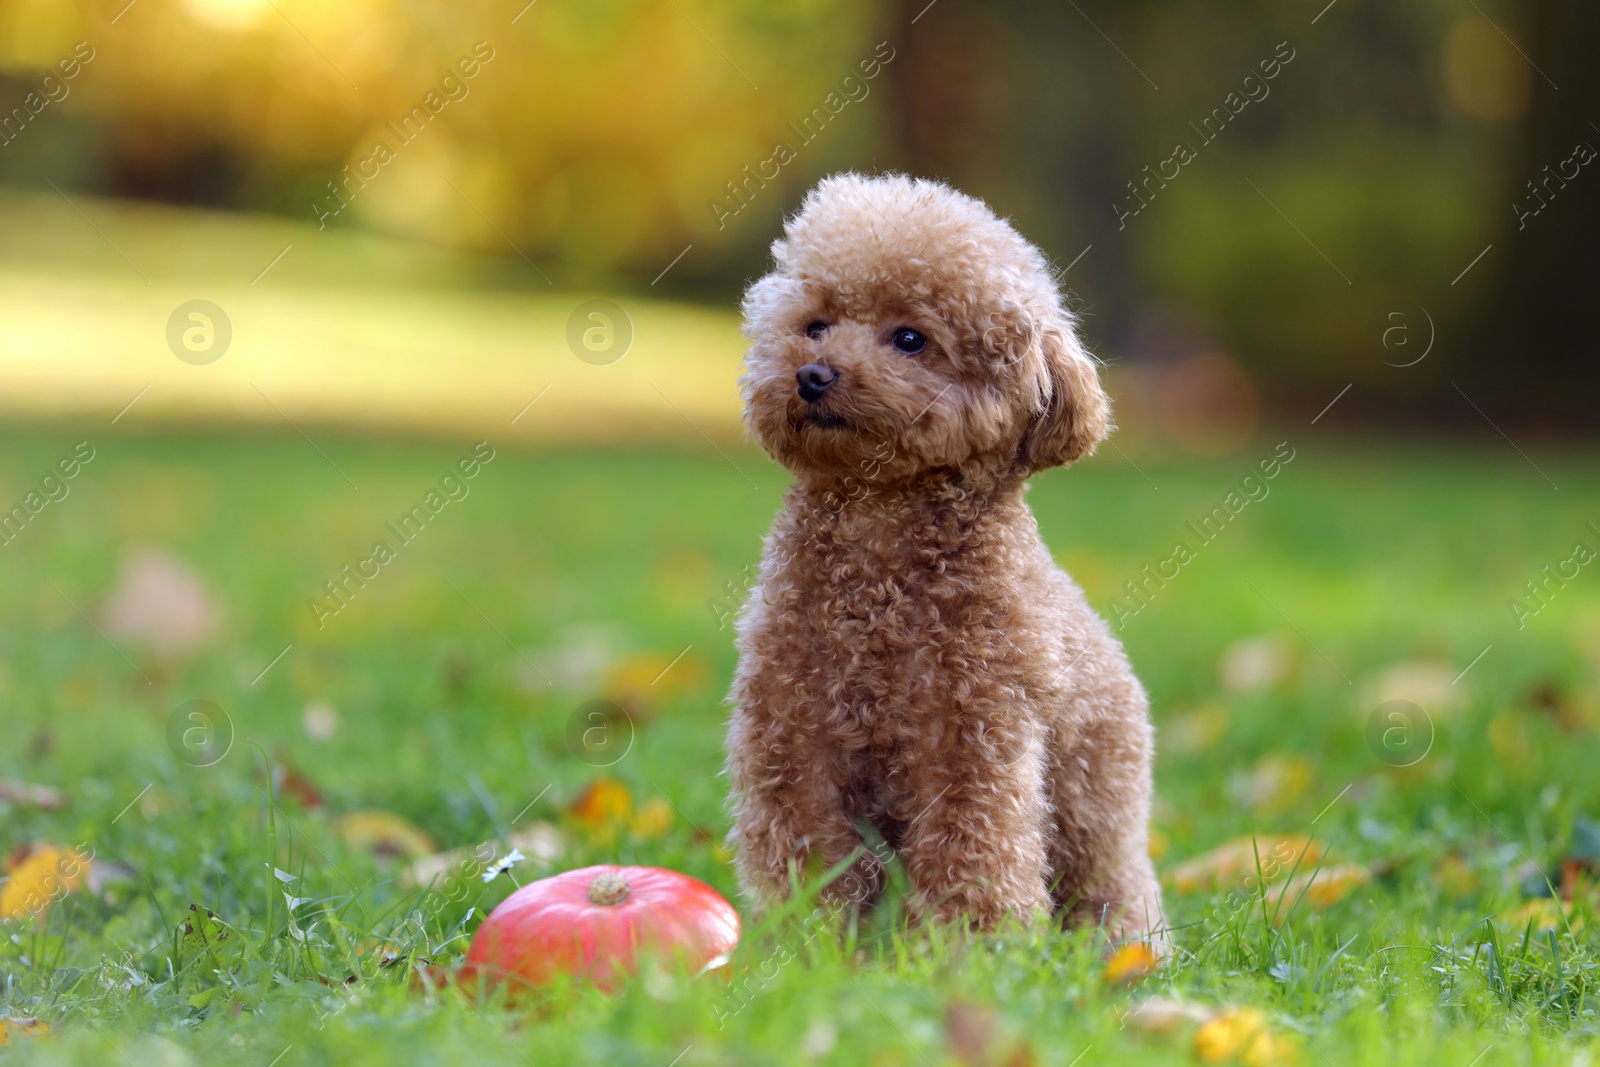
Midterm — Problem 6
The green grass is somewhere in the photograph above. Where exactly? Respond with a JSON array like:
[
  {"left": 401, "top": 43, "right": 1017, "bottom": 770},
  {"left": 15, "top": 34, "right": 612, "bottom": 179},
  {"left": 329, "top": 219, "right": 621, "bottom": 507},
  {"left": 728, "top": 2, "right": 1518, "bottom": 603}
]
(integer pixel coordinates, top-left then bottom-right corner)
[{"left": 1, "top": 425, "right": 1598, "bottom": 1065}]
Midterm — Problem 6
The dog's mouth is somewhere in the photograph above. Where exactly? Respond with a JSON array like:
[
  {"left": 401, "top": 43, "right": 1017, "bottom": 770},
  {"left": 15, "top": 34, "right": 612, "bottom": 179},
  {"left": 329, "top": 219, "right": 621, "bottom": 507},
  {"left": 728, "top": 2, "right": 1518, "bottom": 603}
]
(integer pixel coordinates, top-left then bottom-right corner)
[{"left": 802, "top": 411, "right": 851, "bottom": 430}]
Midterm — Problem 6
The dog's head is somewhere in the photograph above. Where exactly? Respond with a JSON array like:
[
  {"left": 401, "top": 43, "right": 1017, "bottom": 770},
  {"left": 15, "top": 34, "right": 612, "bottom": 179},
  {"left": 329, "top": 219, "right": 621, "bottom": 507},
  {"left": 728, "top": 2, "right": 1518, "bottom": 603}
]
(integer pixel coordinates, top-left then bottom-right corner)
[{"left": 740, "top": 173, "right": 1109, "bottom": 484}]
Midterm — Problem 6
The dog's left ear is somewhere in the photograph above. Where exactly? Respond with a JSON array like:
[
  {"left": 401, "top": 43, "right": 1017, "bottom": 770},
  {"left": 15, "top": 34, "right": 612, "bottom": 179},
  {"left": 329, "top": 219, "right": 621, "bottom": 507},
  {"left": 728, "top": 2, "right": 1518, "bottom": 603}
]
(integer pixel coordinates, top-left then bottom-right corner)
[{"left": 1017, "top": 317, "right": 1110, "bottom": 472}]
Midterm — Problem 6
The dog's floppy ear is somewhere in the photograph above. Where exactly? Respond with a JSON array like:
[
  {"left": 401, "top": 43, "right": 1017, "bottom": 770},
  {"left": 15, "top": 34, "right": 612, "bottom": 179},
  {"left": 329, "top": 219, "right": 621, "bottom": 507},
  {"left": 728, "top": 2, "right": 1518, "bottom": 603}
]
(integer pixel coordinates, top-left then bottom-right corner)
[{"left": 1018, "top": 318, "right": 1110, "bottom": 472}]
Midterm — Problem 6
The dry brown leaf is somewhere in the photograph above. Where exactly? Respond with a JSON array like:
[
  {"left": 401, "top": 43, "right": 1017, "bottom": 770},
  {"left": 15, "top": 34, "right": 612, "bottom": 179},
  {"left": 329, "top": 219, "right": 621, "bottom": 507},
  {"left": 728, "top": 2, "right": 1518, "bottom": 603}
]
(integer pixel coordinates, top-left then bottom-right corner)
[{"left": 270, "top": 762, "right": 325, "bottom": 810}]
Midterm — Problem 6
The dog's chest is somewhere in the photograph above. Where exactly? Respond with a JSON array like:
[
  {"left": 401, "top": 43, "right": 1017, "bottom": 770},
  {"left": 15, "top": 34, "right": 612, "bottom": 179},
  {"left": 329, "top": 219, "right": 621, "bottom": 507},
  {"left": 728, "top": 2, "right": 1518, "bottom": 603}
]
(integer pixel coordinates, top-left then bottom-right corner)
[{"left": 767, "top": 494, "right": 1022, "bottom": 674}]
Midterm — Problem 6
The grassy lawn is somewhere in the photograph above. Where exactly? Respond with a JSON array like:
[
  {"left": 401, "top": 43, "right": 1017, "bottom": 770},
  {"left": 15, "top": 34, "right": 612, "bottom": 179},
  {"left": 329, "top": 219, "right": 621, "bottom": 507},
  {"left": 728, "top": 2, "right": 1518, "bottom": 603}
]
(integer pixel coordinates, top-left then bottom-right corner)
[{"left": 1, "top": 425, "right": 1598, "bottom": 1065}]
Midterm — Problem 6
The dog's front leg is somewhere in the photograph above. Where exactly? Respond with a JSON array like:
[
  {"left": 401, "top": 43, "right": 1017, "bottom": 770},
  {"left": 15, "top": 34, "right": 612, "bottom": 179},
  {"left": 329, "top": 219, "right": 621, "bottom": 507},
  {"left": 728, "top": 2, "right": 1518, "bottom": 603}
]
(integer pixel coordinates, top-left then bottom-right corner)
[
  {"left": 726, "top": 722, "right": 877, "bottom": 913},
  {"left": 898, "top": 747, "right": 1051, "bottom": 928}
]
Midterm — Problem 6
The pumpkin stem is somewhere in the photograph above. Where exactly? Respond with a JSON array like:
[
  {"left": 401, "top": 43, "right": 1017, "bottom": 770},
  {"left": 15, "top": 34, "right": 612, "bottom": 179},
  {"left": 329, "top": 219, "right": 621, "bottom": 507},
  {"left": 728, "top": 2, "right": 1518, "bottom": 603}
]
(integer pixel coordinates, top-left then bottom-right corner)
[{"left": 587, "top": 872, "right": 631, "bottom": 906}]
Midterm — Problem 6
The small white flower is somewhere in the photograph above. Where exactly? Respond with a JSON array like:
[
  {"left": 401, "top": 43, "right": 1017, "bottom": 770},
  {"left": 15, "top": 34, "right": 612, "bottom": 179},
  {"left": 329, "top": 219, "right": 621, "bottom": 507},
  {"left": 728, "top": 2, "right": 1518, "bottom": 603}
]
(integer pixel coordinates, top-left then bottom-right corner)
[{"left": 482, "top": 848, "right": 525, "bottom": 882}]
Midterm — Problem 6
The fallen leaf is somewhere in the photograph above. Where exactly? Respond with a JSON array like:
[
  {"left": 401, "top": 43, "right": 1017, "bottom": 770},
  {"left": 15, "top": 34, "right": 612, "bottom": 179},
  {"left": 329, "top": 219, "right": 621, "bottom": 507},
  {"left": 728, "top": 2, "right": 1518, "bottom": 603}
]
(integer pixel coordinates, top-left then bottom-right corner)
[
  {"left": 604, "top": 649, "right": 709, "bottom": 720},
  {"left": 1263, "top": 864, "right": 1371, "bottom": 919},
  {"left": 1503, "top": 897, "right": 1584, "bottom": 934},
  {"left": 1102, "top": 943, "right": 1160, "bottom": 986},
  {"left": 0, "top": 844, "right": 91, "bottom": 921},
  {"left": 629, "top": 797, "right": 674, "bottom": 840},
  {"left": 568, "top": 777, "right": 633, "bottom": 832},
  {"left": 0, "top": 1016, "right": 48, "bottom": 1044},
  {"left": 1193, "top": 1007, "right": 1298, "bottom": 1066},
  {"left": 270, "top": 761, "right": 324, "bottom": 810},
  {"left": 0, "top": 780, "right": 65, "bottom": 811},
  {"left": 180, "top": 903, "right": 231, "bottom": 952},
  {"left": 99, "top": 547, "right": 223, "bottom": 656},
  {"left": 334, "top": 810, "right": 438, "bottom": 861},
  {"left": 1168, "top": 837, "right": 1327, "bottom": 895}
]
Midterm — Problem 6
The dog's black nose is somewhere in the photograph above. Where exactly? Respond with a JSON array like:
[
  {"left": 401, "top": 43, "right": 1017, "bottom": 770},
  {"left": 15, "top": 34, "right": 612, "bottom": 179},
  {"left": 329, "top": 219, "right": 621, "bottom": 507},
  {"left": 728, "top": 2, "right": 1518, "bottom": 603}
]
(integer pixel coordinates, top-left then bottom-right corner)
[{"left": 796, "top": 363, "right": 836, "bottom": 403}]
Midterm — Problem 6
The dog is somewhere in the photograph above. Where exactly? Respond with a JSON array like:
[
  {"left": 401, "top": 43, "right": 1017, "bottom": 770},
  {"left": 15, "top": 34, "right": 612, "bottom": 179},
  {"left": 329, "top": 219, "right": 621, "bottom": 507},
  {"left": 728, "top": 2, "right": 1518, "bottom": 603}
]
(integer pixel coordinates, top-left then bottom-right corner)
[{"left": 724, "top": 172, "right": 1164, "bottom": 939}]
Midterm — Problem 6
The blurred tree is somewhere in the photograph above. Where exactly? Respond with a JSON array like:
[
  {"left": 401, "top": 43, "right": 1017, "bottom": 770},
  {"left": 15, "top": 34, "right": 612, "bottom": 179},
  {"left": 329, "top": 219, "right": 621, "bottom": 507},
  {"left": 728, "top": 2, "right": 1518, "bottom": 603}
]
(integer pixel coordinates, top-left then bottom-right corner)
[
  {"left": 0, "top": 0, "right": 889, "bottom": 287},
  {"left": 878, "top": 0, "right": 1592, "bottom": 424},
  {"left": 1463, "top": 0, "right": 1600, "bottom": 422}
]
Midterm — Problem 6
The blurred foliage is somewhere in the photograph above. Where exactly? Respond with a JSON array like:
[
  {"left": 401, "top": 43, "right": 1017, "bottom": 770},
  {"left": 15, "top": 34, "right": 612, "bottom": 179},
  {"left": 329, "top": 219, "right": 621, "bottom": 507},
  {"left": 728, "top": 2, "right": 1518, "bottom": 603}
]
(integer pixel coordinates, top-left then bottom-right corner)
[
  {"left": 0, "top": 0, "right": 886, "bottom": 284},
  {"left": 0, "top": 0, "right": 1590, "bottom": 417}
]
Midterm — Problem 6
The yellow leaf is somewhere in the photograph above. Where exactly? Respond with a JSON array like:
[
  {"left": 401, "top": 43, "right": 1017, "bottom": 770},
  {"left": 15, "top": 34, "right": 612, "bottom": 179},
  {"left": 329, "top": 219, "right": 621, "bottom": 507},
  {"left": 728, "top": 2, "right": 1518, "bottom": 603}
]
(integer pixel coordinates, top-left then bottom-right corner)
[
  {"left": 605, "top": 650, "right": 708, "bottom": 702},
  {"left": 1102, "top": 943, "right": 1159, "bottom": 986},
  {"left": 1241, "top": 1030, "right": 1299, "bottom": 1067},
  {"left": 1194, "top": 1008, "right": 1297, "bottom": 1066},
  {"left": 333, "top": 810, "right": 437, "bottom": 861},
  {"left": 0, "top": 1016, "right": 48, "bottom": 1045},
  {"left": 628, "top": 797, "right": 674, "bottom": 840},
  {"left": 1264, "top": 863, "right": 1371, "bottom": 919},
  {"left": 568, "top": 777, "right": 633, "bottom": 830},
  {"left": 1168, "top": 837, "right": 1327, "bottom": 895},
  {"left": 0, "top": 844, "right": 90, "bottom": 922},
  {"left": 1503, "top": 898, "right": 1584, "bottom": 934}
]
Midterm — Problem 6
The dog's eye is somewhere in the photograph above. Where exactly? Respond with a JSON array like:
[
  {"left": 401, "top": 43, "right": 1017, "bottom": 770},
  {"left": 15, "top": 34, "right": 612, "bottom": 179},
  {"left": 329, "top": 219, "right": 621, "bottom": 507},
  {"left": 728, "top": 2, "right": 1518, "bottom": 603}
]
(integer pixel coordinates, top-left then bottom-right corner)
[
  {"left": 805, "top": 321, "right": 828, "bottom": 340},
  {"left": 890, "top": 328, "right": 927, "bottom": 355}
]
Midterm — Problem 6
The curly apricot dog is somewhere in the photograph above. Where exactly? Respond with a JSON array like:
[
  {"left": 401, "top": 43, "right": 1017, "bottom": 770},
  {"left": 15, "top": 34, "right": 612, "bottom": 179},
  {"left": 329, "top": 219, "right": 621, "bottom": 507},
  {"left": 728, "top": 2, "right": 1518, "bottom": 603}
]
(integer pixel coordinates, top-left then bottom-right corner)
[{"left": 724, "top": 173, "right": 1164, "bottom": 939}]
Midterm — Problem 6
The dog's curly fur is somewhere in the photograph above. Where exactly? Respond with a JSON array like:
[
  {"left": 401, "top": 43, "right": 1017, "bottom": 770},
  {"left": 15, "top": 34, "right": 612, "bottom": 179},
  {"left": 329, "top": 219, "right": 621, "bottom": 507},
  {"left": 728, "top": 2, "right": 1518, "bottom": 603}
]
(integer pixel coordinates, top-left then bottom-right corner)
[{"left": 724, "top": 173, "right": 1164, "bottom": 938}]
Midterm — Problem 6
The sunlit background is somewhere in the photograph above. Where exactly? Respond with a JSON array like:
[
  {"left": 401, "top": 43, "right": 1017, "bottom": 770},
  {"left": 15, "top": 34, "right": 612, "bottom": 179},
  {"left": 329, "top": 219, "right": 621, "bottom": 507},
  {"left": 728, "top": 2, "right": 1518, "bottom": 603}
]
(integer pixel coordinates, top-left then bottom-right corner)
[{"left": 1, "top": 0, "right": 1594, "bottom": 442}]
